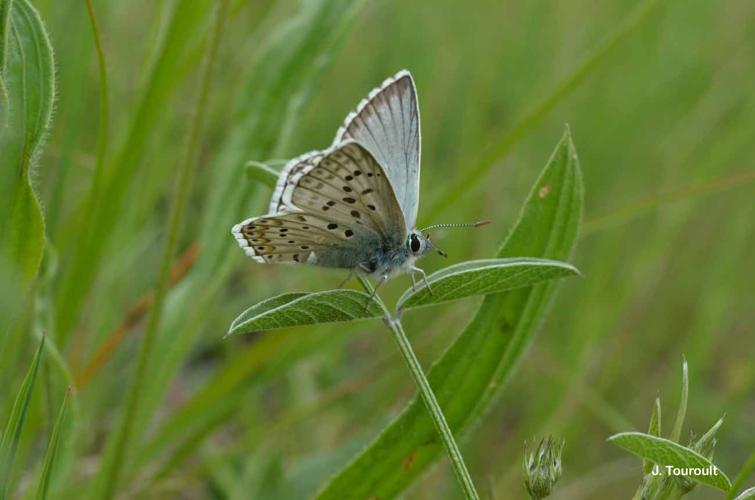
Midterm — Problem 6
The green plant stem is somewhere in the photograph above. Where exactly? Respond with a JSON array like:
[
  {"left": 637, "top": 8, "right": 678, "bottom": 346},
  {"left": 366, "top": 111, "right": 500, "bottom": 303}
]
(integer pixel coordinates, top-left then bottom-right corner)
[
  {"left": 82, "top": 0, "right": 109, "bottom": 217},
  {"left": 357, "top": 277, "right": 479, "bottom": 500},
  {"left": 94, "top": 1, "right": 228, "bottom": 497},
  {"left": 727, "top": 449, "right": 755, "bottom": 500}
]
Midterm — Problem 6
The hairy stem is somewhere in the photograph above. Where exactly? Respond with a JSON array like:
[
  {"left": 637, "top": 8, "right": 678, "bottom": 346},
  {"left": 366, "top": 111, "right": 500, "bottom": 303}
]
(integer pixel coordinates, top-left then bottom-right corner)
[{"left": 357, "top": 277, "right": 479, "bottom": 499}]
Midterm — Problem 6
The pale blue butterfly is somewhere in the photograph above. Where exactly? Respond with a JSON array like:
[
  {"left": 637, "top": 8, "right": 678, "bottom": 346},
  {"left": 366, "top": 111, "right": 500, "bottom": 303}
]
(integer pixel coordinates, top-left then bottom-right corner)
[{"left": 232, "top": 70, "right": 485, "bottom": 294}]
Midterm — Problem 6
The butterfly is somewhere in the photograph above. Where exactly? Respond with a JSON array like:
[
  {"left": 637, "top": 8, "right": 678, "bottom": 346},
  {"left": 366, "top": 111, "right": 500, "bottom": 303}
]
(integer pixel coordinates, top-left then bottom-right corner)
[{"left": 232, "top": 70, "right": 485, "bottom": 295}]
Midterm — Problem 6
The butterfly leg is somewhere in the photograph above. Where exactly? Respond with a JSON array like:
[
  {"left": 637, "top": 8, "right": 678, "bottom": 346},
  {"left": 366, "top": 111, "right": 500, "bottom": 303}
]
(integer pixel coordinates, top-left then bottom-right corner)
[
  {"left": 410, "top": 272, "right": 418, "bottom": 292},
  {"left": 410, "top": 266, "right": 433, "bottom": 296},
  {"left": 364, "top": 275, "right": 388, "bottom": 311},
  {"left": 337, "top": 268, "right": 355, "bottom": 289}
]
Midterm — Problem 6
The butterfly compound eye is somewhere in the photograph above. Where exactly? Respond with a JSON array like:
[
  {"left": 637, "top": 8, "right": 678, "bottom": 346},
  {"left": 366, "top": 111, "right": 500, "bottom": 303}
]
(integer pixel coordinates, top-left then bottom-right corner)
[{"left": 410, "top": 234, "right": 421, "bottom": 253}]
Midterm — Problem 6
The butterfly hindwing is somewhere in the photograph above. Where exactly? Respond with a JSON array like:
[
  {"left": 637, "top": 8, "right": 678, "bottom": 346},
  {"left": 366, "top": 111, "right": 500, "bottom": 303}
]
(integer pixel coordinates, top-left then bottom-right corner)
[
  {"left": 333, "top": 70, "right": 420, "bottom": 228},
  {"left": 232, "top": 211, "right": 381, "bottom": 268}
]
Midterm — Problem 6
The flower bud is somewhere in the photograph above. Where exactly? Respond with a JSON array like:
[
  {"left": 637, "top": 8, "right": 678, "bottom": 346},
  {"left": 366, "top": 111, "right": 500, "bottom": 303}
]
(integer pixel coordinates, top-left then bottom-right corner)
[{"left": 523, "top": 437, "right": 564, "bottom": 500}]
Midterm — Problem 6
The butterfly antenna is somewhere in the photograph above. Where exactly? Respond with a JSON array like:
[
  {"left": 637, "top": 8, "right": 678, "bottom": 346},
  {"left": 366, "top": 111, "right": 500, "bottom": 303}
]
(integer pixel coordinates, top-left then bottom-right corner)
[
  {"left": 419, "top": 220, "right": 490, "bottom": 232},
  {"left": 422, "top": 221, "right": 489, "bottom": 258}
]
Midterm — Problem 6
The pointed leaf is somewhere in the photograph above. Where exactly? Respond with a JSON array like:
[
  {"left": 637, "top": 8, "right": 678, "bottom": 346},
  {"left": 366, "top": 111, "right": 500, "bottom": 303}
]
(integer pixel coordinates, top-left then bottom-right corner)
[
  {"left": 0, "top": 335, "right": 45, "bottom": 498},
  {"left": 609, "top": 432, "right": 731, "bottom": 492},
  {"left": 227, "top": 290, "right": 382, "bottom": 336},
  {"left": 693, "top": 415, "right": 724, "bottom": 458},
  {"left": 397, "top": 258, "right": 578, "bottom": 309},
  {"left": 644, "top": 397, "right": 662, "bottom": 473},
  {"left": 36, "top": 387, "right": 71, "bottom": 500},
  {"left": 670, "top": 357, "right": 689, "bottom": 442}
]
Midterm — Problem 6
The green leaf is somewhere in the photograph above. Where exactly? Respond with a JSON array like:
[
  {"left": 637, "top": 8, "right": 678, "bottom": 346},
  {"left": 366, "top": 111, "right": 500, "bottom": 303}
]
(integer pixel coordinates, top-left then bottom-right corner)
[
  {"left": 670, "top": 357, "right": 689, "bottom": 442},
  {"left": 644, "top": 397, "right": 662, "bottom": 473},
  {"left": 227, "top": 291, "right": 383, "bottom": 336},
  {"left": 0, "top": 335, "right": 45, "bottom": 499},
  {"left": 397, "top": 258, "right": 579, "bottom": 310},
  {"left": 649, "top": 397, "right": 662, "bottom": 437},
  {"left": 0, "top": 0, "right": 54, "bottom": 335},
  {"left": 693, "top": 415, "right": 724, "bottom": 458},
  {"left": 609, "top": 432, "right": 732, "bottom": 492},
  {"left": 228, "top": 259, "right": 578, "bottom": 335},
  {"left": 36, "top": 387, "right": 71, "bottom": 500},
  {"left": 734, "top": 487, "right": 755, "bottom": 500},
  {"left": 317, "top": 127, "right": 582, "bottom": 498}
]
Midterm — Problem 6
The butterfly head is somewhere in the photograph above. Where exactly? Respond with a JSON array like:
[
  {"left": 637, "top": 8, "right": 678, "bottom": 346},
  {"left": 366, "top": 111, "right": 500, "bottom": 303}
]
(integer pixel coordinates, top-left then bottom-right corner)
[{"left": 407, "top": 231, "right": 432, "bottom": 258}]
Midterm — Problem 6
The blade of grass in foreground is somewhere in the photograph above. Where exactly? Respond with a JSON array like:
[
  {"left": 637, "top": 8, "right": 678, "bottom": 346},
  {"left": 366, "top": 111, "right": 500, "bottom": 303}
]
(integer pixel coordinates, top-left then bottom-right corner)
[
  {"left": 0, "top": 336, "right": 45, "bottom": 500},
  {"left": 317, "top": 127, "right": 583, "bottom": 498},
  {"left": 36, "top": 387, "right": 71, "bottom": 500}
]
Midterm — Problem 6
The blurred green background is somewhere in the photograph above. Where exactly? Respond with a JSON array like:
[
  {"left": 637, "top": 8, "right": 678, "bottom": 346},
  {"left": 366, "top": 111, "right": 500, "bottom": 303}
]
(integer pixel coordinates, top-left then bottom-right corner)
[{"left": 2, "top": 0, "right": 754, "bottom": 497}]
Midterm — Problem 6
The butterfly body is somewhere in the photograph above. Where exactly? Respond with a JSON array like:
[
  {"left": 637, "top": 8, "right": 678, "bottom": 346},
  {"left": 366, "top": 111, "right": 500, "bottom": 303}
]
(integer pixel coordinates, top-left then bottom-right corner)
[
  {"left": 233, "top": 70, "right": 432, "bottom": 285},
  {"left": 360, "top": 230, "right": 431, "bottom": 278}
]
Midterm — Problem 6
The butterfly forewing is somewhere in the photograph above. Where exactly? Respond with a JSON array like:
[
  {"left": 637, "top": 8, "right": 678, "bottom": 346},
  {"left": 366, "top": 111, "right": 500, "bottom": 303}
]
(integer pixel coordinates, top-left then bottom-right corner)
[
  {"left": 272, "top": 141, "right": 406, "bottom": 241},
  {"left": 333, "top": 70, "right": 420, "bottom": 228}
]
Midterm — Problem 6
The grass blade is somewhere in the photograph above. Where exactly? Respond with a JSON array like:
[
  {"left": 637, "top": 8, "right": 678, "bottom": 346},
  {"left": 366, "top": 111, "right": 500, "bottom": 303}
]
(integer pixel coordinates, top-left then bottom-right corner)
[
  {"left": 91, "top": 1, "right": 229, "bottom": 496},
  {"left": 36, "top": 386, "right": 71, "bottom": 500},
  {"left": 0, "top": 335, "right": 45, "bottom": 500}
]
